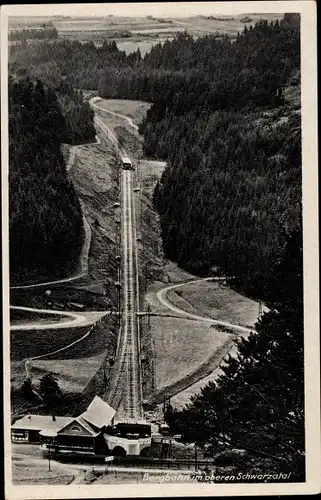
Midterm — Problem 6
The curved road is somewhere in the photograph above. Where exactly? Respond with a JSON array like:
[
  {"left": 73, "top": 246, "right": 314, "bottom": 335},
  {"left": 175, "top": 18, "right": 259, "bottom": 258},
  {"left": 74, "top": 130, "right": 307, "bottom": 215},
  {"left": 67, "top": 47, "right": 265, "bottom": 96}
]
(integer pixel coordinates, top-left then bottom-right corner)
[
  {"left": 9, "top": 101, "right": 140, "bottom": 334},
  {"left": 9, "top": 126, "right": 100, "bottom": 327},
  {"left": 156, "top": 278, "right": 253, "bottom": 334},
  {"left": 90, "top": 97, "right": 139, "bottom": 132},
  {"left": 10, "top": 306, "right": 109, "bottom": 331}
]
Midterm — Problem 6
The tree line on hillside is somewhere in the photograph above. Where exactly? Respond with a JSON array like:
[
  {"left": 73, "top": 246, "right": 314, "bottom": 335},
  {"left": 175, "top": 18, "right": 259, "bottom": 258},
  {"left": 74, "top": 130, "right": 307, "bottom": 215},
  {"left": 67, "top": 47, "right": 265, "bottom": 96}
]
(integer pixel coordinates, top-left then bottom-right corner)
[
  {"left": 8, "top": 15, "right": 301, "bottom": 294},
  {"left": 9, "top": 27, "right": 58, "bottom": 41},
  {"left": 9, "top": 16, "right": 299, "bottom": 112},
  {"left": 152, "top": 108, "right": 301, "bottom": 297},
  {"left": 165, "top": 228, "right": 304, "bottom": 481},
  {"left": 56, "top": 81, "right": 96, "bottom": 144},
  {"left": 9, "top": 77, "right": 84, "bottom": 283},
  {"left": 144, "top": 16, "right": 301, "bottom": 297}
]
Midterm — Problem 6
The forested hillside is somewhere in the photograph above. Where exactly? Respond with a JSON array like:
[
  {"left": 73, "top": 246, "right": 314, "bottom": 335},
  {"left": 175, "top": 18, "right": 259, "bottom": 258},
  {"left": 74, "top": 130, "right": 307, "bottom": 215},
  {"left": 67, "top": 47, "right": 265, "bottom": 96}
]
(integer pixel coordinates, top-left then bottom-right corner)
[
  {"left": 144, "top": 16, "right": 301, "bottom": 296},
  {"left": 8, "top": 15, "right": 301, "bottom": 291},
  {"left": 9, "top": 15, "right": 301, "bottom": 295},
  {"left": 10, "top": 53, "right": 96, "bottom": 146},
  {"left": 9, "top": 77, "right": 84, "bottom": 283},
  {"left": 56, "top": 82, "right": 96, "bottom": 144}
]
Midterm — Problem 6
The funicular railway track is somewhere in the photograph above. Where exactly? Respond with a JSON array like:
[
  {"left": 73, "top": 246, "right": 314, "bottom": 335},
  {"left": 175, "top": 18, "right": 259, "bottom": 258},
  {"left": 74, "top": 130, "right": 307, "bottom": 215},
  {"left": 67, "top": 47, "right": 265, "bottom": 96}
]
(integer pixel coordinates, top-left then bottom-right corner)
[{"left": 105, "top": 163, "right": 143, "bottom": 421}]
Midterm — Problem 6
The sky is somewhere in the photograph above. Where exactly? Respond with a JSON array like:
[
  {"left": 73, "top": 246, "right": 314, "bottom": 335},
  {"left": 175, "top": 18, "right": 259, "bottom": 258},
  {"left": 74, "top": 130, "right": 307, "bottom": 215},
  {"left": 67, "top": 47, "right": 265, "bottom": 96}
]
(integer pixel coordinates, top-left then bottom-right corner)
[{"left": 2, "top": 1, "right": 301, "bottom": 19}]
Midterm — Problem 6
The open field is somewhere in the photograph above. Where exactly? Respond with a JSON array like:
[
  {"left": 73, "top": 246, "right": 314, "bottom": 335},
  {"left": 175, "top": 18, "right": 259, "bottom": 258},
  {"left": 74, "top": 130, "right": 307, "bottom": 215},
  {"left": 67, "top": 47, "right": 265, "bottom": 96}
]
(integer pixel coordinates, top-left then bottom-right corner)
[
  {"left": 9, "top": 14, "right": 285, "bottom": 55},
  {"left": 116, "top": 38, "right": 174, "bottom": 56},
  {"left": 10, "top": 325, "right": 91, "bottom": 361},
  {"left": 151, "top": 315, "right": 232, "bottom": 391},
  {"left": 145, "top": 276, "right": 258, "bottom": 403},
  {"left": 172, "top": 13, "right": 284, "bottom": 36},
  {"left": 10, "top": 313, "right": 117, "bottom": 395},
  {"left": 170, "top": 338, "right": 248, "bottom": 409},
  {"left": 11, "top": 353, "right": 107, "bottom": 394},
  {"left": 26, "top": 353, "right": 107, "bottom": 393},
  {"left": 166, "top": 280, "right": 266, "bottom": 328},
  {"left": 95, "top": 99, "right": 151, "bottom": 126}
]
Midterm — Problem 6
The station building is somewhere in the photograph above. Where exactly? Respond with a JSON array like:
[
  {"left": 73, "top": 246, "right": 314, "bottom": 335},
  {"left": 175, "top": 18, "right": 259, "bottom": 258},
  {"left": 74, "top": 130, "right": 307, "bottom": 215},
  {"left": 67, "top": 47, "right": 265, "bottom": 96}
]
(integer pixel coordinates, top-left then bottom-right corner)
[
  {"left": 11, "top": 415, "right": 72, "bottom": 444},
  {"left": 11, "top": 396, "right": 152, "bottom": 457}
]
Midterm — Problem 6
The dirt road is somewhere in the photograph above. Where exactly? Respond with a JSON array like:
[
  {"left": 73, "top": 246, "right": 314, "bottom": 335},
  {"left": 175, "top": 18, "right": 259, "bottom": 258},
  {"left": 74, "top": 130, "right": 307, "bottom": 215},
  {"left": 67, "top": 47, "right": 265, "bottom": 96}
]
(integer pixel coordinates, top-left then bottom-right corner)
[
  {"left": 10, "top": 306, "right": 109, "bottom": 331},
  {"left": 156, "top": 278, "right": 252, "bottom": 334}
]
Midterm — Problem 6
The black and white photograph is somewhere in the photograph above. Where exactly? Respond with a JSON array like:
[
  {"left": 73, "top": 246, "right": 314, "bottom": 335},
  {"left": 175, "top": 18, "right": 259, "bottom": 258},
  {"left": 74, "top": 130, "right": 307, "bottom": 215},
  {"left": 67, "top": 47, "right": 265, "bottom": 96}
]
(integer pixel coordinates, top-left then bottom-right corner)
[{"left": 1, "top": 1, "right": 319, "bottom": 498}]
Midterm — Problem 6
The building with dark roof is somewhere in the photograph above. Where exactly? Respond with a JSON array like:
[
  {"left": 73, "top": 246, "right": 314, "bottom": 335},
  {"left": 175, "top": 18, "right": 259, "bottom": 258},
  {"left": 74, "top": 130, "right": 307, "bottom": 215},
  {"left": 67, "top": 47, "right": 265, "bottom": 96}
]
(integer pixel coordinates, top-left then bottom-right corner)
[
  {"left": 11, "top": 396, "right": 152, "bottom": 457},
  {"left": 11, "top": 415, "right": 72, "bottom": 443}
]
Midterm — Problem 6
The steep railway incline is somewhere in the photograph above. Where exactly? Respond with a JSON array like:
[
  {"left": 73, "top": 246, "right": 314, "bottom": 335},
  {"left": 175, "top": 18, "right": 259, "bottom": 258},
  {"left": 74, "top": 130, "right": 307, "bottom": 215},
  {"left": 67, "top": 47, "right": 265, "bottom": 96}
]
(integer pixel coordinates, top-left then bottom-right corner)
[
  {"left": 90, "top": 99, "right": 143, "bottom": 420},
  {"left": 106, "top": 170, "right": 143, "bottom": 420}
]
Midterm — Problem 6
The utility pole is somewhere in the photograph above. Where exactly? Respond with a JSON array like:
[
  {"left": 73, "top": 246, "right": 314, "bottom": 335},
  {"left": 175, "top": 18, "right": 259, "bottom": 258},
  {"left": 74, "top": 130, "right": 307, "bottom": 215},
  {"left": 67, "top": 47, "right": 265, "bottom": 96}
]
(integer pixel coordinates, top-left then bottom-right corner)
[
  {"left": 147, "top": 302, "right": 151, "bottom": 329},
  {"left": 163, "top": 395, "right": 166, "bottom": 421},
  {"left": 144, "top": 263, "right": 148, "bottom": 296},
  {"left": 48, "top": 438, "right": 52, "bottom": 472},
  {"left": 142, "top": 238, "right": 147, "bottom": 296},
  {"left": 118, "top": 271, "right": 121, "bottom": 329},
  {"left": 258, "top": 300, "right": 262, "bottom": 318}
]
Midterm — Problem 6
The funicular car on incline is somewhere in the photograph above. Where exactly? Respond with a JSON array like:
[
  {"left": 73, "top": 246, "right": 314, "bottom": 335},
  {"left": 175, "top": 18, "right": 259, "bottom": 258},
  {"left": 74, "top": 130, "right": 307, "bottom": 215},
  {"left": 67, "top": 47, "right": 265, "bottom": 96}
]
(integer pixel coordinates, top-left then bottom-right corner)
[{"left": 121, "top": 157, "right": 133, "bottom": 170}]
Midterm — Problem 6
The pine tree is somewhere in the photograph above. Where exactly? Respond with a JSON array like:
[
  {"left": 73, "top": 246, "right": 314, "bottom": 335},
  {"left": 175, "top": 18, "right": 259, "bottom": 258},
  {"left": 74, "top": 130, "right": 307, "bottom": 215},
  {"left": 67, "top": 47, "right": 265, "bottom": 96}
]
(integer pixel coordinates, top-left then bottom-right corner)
[{"left": 39, "top": 373, "right": 62, "bottom": 409}]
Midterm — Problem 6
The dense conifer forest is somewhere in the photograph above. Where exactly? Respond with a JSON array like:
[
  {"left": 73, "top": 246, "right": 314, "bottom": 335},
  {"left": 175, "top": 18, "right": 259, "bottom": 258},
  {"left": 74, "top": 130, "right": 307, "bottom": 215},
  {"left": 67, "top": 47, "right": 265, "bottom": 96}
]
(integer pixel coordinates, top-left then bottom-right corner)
[{"left": 9, "top": 77, "right": 84, "bottom": 283}]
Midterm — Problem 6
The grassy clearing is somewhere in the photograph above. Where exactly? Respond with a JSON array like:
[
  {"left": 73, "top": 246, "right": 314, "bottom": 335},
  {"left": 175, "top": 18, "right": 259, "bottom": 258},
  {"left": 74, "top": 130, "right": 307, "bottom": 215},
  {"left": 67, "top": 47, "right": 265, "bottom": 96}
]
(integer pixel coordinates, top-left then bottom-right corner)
[
  {"left": 10, "top": 309, "right": 63, "bottom": 325},
  {"left": 175, "top": 13, "right": 284, "bottom": 37},
  {"left": 151, "top": 315, "right": 231, "bottom": 390},
  {"left": 11, "top": 313, "right": 117, "bottom": 394},
  {"left": 116, "top": 37, "right": 174, "bottom": 56},
  {"left": 170, "top": 337, "right": 248, "bottom": 410},
  {"left": 167, "top": 280, "right": 263, "bottom": 328},
  {"left": 28, "top": 353, "right": 107, "bottom": 392},
  {"left": 95, "top": 98, "right": 151, "bottom": 126},
  {"left": 10, "top": 326, "right": 90, "bottom": 361}
]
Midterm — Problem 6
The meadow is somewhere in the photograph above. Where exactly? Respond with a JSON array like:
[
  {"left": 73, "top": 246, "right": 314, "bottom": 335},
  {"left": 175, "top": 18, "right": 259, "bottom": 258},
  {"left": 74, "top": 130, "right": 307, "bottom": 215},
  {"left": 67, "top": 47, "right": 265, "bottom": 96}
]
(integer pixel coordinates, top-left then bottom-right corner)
[{"left": 9, "top": 13, "right": 285, "bottom": 55}]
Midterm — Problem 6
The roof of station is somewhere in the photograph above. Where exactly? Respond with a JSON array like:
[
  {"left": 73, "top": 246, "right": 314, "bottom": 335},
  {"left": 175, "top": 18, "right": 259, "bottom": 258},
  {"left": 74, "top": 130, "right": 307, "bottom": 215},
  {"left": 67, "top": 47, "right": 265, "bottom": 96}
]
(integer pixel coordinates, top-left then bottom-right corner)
[
  {"left": 12, "top": 415, "right": 72, "bottom": 431},
  {"left": 81, "top": 396, "right": 116, "bottom": 429}
]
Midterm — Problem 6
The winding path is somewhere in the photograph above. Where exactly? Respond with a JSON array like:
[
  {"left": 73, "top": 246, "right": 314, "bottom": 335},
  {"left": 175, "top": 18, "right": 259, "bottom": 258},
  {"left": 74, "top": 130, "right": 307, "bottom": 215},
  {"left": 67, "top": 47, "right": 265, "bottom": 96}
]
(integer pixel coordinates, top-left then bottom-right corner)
[
  {"left": 90, "top": 97, "right": 139, "bottom": 131},
  {"left": 9, "top": 130, "right": 98, "bottom": 328},
  {"left": 156, "top": 277, "right": 253, "bottom": 334},
  {"left": 10, "top": 306, "right": 109, "bottom": 331}
]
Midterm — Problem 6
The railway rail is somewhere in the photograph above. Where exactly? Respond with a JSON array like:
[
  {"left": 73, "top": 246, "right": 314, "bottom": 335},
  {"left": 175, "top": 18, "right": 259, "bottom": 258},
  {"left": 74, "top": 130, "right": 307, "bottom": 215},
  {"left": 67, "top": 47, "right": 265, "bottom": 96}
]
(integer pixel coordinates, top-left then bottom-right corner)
[{"left": 105, "top": 162, "right": 143, "bottom": 420}]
